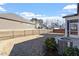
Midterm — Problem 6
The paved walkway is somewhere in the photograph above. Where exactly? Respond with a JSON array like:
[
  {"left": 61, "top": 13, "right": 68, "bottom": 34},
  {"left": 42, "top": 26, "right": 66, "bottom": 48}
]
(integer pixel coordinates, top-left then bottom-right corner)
[
  {"left": 10, "top": 35, "right": 45, "bottom": 56},
  {"left": 10, "top": 34, "right": 63, "bottom": 56}
]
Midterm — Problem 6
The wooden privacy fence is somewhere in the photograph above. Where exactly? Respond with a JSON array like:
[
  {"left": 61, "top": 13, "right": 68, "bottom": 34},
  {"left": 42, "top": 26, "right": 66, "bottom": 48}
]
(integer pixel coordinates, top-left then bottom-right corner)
[
  {"left": 0, "top": 29, "right": 53, "bottom": 40},
  {"left": 53, "top": 29, "right": 65, "bottom": 33}
]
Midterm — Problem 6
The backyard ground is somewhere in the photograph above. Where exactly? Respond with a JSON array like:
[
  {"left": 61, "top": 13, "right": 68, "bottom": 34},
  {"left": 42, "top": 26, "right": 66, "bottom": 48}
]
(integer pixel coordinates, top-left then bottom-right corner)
[{"left": 9, "top": 33, "right": 63, "bottom": 56}]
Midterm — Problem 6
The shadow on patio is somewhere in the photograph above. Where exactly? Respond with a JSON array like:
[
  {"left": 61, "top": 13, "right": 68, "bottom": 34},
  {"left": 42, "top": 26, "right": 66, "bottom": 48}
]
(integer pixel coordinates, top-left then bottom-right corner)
[{"left": 9, "top": 34, "right": 63, "bottom": 56}]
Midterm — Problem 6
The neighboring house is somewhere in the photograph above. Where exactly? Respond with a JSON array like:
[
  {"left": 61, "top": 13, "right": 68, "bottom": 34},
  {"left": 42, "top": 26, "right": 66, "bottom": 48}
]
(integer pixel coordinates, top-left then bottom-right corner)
[
  {"left": 0, "top": 13, "right": 35, "bottom": 30},
  {"left": 31, "top": 18, "right": 43, "bottom": 29},
  {"left": 63, "top": 4, "right": 79, "bottom": 38}
]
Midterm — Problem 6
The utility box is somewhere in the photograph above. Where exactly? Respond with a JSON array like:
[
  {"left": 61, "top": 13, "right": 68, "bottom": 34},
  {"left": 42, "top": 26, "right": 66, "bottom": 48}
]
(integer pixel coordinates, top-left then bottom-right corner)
[{"left": 55, "top": 37, "right": 73, "bottom": 55}]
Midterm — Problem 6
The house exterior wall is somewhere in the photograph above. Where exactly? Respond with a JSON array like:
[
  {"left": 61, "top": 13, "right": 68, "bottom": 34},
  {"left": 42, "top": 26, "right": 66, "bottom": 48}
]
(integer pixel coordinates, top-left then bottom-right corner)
[
  {"left": 0, "top": 18, "right": 35, "bottom": 30},
  {"left": 65, "top": 15, "right": 79, "bottom": 38}
]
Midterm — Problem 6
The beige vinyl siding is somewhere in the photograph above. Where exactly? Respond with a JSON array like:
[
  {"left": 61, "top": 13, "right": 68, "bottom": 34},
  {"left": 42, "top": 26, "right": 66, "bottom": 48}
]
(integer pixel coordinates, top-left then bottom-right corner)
[{"left": 0, "top": 18, "right": 35, "bottom": 30}]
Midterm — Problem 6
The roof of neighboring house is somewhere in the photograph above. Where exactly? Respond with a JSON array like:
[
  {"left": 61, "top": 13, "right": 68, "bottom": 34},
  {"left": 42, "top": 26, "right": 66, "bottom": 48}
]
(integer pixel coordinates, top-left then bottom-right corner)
[
  {"left": 0, "top": 13, "right": 35, "bottom": 25},
  {"left": 63, "top": 14, "right": 79, "bottom": 18}
]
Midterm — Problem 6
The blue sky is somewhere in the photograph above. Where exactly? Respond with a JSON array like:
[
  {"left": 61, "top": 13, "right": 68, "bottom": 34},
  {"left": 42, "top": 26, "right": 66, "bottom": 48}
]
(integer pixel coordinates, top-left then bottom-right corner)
[
  {"left": 4, "top": 3, "right": 70, "bottom": 16},
  {"left": 0, "top": 3, "right": 77, "bottom": 24},
  {"left": 1, "top": 3, "right": 77, "bottom": 16}
]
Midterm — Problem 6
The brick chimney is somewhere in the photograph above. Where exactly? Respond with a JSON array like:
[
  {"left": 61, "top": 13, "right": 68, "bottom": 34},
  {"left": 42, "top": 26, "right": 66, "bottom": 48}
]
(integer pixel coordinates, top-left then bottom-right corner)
[{"left": 77, "top": 3, "right": 79, "bottom": 14}]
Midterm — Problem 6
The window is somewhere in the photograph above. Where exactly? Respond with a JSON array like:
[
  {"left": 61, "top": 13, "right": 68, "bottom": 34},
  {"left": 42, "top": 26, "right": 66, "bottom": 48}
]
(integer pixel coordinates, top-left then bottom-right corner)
[{"left": 70, "top": 23, "right": 78, "bottom": 35}]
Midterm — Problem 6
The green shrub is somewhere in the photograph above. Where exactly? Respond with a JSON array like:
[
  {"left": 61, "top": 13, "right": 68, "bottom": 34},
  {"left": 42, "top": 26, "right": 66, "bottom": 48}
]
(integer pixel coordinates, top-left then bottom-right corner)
[
  {"left": 44, "top": 37, "right": 58, "bottom": 56},
  {"left": 45, "top": 37, "right": 57, "bottom": 49},
  {"left": 63, "top": 47, "right": 79, "bottom": 56}
]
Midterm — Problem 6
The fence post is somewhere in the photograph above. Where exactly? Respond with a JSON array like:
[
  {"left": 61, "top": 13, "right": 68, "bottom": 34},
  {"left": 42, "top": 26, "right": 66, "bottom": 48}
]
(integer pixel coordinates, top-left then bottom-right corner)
[
  {"left": 24, "top": 30, "right": 26, "bottom": 36},
  {"left": 32, "top": 30, "right": 33, "bottom": 35},
  {"left": 39, "top": 29, "right": 40, "bottom": 34},
  {"left": 12, "top": 31, "right": 14, "bottom": 38}
]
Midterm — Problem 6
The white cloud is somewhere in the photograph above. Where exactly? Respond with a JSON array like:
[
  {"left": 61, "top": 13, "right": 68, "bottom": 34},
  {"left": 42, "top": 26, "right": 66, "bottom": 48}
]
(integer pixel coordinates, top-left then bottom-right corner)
[
  {"left": 20, "top": 12, "right": 35, "bottom": 17},
  {"left": 0, "top": 3, "right": 7, "bottom": 12},
  {"left": 19, "top": 11, "right": 65, "bottom": 25},
  {"left": 62, "top": 4, "right": 77, "bottom": 14},
  {"left": 63, "top": 4, "right": 77, "bottom": 10},
  {"left": 20, "top": 12, "right": 45, "bottom": 19},
  {"left": 61, "top": 14, "right": 67, "bottom": 16},
  {"left": 68, "top": 9, "right": 76, "bottom": 13},
  {"left": 0, "top": 6, "right": 6, "bottom": 11},
  {"left": 0, "top": 3, "right": 6, "bottom": 5}
]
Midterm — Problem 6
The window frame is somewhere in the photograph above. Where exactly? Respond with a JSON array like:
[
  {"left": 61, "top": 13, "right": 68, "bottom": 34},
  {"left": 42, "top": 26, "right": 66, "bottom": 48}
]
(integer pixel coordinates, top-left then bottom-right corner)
[{"left": 69, "top": 19, "right": 78, "bottom": 35}]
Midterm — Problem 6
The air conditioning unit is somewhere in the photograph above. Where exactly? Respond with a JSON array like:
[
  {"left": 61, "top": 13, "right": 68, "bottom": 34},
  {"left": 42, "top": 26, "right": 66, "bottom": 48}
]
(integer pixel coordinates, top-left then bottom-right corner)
[{"left": 57, "top": 39, "right": 73, "bottom": 55}]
